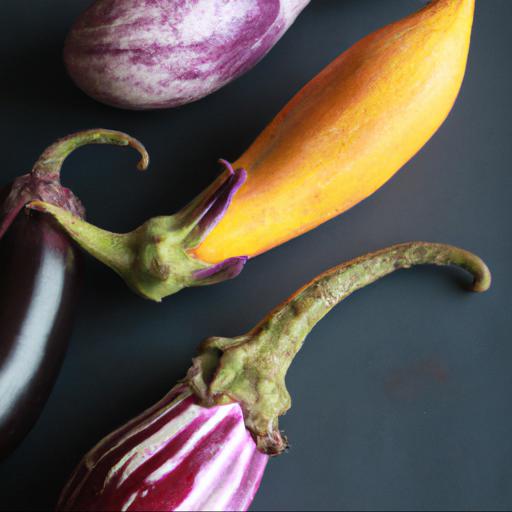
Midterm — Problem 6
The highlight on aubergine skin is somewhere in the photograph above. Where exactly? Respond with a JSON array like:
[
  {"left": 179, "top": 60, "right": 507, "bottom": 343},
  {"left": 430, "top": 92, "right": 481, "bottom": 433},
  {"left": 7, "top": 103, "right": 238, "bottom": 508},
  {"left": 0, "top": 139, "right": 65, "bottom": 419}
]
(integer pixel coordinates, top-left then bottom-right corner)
[
  {"left": 0, "top": 129, "right": 148, "bottom": 458},
  {"left": 57, "top": 242, "right": 490, "bottom": 511}
]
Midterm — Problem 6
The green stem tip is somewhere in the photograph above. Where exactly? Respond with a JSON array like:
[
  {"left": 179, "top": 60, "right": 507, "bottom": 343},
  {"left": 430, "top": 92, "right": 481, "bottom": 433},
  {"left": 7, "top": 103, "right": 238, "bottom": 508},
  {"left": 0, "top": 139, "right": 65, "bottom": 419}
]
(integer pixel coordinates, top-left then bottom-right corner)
[
  {"left": 186, "top": 241, "right": 491, "bottom": 455},
  {"left": 31, "top": 128, "right": 149, "bottom": 181}
]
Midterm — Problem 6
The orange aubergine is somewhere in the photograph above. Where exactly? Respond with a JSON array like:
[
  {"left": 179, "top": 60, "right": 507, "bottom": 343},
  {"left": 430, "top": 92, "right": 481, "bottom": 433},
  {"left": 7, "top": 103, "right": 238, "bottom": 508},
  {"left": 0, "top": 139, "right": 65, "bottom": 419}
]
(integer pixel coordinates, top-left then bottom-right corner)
[
  {"left": 32, "top": 0, "right": 476, "bottom": 302},
  {"left": 195, "top": 0, "right": 475, "bottom": 263}
]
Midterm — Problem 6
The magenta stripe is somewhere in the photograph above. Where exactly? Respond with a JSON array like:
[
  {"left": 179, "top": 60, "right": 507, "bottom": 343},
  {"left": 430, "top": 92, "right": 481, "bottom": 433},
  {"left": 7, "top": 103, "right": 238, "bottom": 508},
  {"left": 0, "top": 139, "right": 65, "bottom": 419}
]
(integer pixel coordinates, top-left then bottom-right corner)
[
  {"left": 232, "top": 447, "right": 269, "bottom": 511},
  {"left": 88, "top": 387, "right": 187, "bottom": 458},
  {"left": 128, "top": 413, "right": 242, "bottom": 510},
  {"left": 58, "top": 388, "right": 269, "bottom": 511},
  {"left": 88, "top": 391, "right": 196, "bottom": 467},
  {"left": 59, "top": 389, "right": 197, "bottom": 510},
  {"left": 180, "top": 426, "right": 253, "bottom": 510},
  {"left": 221, "top": 445, "right": 268, "bottom": 511},
  {"left": 60, "top": 412, "right": 212, "bottom": 511}
]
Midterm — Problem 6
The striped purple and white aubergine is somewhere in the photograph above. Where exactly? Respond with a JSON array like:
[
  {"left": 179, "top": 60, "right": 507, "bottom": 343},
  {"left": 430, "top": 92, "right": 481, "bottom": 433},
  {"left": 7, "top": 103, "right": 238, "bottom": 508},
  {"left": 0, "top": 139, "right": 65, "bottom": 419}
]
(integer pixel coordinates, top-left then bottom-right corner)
[
  {"left": 64, "top": 0, "right": 310, "bottom": 110},
  {"left": 57, "top": 242, "right": 490, "bottom": 511},
  {"left": 58, "top": 385, "right": 268, "bottom": 512}
]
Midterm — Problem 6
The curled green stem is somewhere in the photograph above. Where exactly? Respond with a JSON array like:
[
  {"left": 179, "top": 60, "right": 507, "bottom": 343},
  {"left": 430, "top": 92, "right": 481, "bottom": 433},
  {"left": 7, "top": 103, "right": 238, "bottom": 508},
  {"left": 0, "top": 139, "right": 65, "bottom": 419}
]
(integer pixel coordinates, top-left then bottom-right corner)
[
  {"left": 187, "top": 242, "right": 491, "bottom": 455},
  {"left": 32, "top": 128, "right": 149, "bottom": 181},
  {"left": 1, "top": 129, "right": 149, "bottom": 241}
]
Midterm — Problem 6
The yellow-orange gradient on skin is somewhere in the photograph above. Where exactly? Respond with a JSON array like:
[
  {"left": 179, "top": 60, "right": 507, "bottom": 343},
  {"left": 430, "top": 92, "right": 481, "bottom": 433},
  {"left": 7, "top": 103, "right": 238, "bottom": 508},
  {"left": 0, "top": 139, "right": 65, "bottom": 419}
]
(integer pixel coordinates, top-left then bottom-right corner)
[{"left": 194, "top": 0, "right": 475, "bottom": 264}]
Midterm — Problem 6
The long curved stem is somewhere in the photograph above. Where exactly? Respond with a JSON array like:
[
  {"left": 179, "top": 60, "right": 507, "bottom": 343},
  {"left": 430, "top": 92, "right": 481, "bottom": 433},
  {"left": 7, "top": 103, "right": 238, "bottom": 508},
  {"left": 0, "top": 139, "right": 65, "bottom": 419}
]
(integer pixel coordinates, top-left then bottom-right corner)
[
  {"left": 31, "top": 128, "right": 149, "bottom": 181},
  {"left": 190, "top": 242, "right": 491, "bottom": 455},
  {"left": 257, "top": 241, "right": 491, "bottom": 366}
]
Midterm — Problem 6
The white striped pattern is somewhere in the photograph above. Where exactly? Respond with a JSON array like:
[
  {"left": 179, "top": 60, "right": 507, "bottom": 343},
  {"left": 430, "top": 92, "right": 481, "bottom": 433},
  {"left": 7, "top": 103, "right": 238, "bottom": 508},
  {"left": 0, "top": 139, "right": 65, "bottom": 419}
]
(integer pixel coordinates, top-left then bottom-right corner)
[{"left": 58, "top": 385, "right": 269, "bottom": 512}]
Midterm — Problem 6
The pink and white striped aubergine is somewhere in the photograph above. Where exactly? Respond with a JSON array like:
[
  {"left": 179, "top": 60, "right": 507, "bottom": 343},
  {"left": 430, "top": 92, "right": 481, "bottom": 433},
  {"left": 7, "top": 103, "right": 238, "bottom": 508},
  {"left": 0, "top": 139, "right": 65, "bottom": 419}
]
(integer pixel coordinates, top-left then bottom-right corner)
[
  {"left": 64, "top": 0, "right": 310, "bottom": 110},
  {"left": 58, "top": 385, "right": 268, "bottom": 511},
  {"left": 57, "top": 242, "right": 490, "bottom": 512}
]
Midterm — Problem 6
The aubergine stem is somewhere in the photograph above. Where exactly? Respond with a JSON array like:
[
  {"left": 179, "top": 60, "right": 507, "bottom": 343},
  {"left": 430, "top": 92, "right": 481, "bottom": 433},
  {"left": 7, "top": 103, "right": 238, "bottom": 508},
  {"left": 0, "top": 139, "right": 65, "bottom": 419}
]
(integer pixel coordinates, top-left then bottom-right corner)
[
  {"left": 29, "top": 161, "right": 249, "bottom": 302},
  {"left": 186, "top": 242, "right": 491, "bottom": 455},
  {"left": 0, "top": 129, "right": 149, "bottom": 241},
  {"left": 32, "top": 128, "right": 149, "bottom": 180}
]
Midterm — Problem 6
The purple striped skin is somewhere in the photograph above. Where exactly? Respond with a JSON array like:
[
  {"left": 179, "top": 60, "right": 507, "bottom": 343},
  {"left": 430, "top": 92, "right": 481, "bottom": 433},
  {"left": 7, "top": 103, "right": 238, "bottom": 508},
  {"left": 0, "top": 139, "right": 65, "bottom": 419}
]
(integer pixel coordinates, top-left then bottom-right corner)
[
  {"left": 58, "top": 385, "right": 269, "bottom": 511},
  {"left": 64, "top": 0, "right": 310, "bottom": 110}
]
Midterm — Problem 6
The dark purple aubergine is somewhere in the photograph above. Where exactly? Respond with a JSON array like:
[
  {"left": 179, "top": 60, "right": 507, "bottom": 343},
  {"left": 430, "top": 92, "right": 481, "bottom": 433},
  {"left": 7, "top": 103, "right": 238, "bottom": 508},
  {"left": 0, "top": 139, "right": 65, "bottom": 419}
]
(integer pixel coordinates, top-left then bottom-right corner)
[
  {"left": 0, "top": 210, "right": 81, "bottom": 457},
  {"left": 0, "top": 129, "right": 149, "bottom": 458}
]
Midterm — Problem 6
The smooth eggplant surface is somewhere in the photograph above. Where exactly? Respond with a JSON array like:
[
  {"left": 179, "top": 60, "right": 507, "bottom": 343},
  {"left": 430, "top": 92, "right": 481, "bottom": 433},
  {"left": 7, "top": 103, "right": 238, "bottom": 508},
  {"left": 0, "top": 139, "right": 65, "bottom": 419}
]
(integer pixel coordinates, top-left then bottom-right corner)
[{"left": 0, "top": 210, "right": 80, "bottom": 458}]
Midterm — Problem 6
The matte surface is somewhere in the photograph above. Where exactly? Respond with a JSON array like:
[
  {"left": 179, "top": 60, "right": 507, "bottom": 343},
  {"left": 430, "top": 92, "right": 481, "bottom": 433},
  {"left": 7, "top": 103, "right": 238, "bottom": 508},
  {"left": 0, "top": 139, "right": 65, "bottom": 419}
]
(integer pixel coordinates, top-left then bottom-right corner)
[{"left": 0, "top": 1, "right": 510, "bottom": 510}]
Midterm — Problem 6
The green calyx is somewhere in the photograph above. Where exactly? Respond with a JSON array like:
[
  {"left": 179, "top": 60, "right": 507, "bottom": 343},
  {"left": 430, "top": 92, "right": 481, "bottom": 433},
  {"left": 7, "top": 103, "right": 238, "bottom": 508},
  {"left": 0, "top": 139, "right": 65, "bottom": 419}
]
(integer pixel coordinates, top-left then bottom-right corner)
[
  {"left": 186, "top": 242, "right": 491, "bottom": 456},
  {"left": 29, "top": 158, "right": 248, "bottom": 302}
]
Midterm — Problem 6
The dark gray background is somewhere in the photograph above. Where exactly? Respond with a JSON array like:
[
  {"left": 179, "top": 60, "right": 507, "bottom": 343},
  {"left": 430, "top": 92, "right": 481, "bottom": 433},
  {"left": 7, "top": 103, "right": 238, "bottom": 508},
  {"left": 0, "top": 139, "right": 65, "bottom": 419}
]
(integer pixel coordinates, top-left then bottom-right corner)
[{"left": 0, "top": 1, "right": 510, "bottom": 510}]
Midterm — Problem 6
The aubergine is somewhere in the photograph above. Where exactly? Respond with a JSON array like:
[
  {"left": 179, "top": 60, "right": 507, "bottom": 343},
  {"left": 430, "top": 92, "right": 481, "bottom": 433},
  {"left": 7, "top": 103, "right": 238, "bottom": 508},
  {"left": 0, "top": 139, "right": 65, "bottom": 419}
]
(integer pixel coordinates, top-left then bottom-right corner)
[
  {"left": 0, "top": 210, "right": 81, "bottom": 457},
  {"left": 0, "top": 129, "right": 148, "bottom": 458}
]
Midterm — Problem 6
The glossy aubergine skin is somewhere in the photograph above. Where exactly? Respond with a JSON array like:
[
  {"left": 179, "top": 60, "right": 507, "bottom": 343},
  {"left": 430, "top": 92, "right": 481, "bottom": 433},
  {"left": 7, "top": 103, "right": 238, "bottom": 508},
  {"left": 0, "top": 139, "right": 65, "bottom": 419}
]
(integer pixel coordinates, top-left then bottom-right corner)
[
  {"left": 0, "top": 206, "right": 80, "bottom": 458},
  {"left": 58, "top": 385, "right": 268, "bottom": 512},
  {"left": 0, "top": 129, "right": 149, "bottom": 457}
]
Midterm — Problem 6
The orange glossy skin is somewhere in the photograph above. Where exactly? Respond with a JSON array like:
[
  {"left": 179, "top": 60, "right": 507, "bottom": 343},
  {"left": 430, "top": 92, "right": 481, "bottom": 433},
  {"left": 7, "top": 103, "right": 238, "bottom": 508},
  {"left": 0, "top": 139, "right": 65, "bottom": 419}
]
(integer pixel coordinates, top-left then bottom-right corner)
[{"left": 195, "top": 0, "right": 475, "bottom": 264}]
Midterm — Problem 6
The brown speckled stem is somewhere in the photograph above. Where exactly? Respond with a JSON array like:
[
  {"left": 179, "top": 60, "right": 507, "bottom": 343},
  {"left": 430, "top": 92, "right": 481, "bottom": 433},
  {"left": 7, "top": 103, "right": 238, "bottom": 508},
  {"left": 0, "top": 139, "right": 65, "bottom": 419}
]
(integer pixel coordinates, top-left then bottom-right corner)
[{"left": 187, "top": 242, "right": 491, "bottom": 455}]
